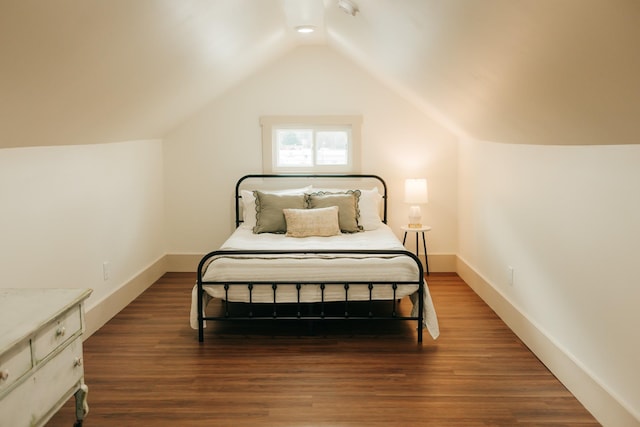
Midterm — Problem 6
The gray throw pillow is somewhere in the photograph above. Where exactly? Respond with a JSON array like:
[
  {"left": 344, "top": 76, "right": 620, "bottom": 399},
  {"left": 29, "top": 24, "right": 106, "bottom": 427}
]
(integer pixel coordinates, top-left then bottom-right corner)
[
  {"left": 253, "top": 191, "right": 306, "bottom": 234},
  {"left": 306, "top": 190, "right": 362, "bottom": 233}
]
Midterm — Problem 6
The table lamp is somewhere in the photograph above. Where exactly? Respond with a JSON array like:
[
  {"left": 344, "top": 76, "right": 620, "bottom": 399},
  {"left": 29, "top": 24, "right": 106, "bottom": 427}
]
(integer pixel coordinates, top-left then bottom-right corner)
[{"left": 404, "top": 178, "right": 428, "bottom": 228}]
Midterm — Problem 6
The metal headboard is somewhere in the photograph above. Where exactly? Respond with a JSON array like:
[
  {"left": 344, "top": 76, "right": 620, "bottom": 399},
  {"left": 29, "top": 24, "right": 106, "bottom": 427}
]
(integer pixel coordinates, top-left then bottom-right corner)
[{"left": 234, "top": 174, "right": 388, "bottom": 228}]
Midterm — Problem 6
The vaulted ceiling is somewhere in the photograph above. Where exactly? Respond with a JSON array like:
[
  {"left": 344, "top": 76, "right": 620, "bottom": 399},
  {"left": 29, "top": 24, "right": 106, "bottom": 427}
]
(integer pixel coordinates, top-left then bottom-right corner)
[{"left": 2, "top": 0, "right": 639, "bottom": 149}]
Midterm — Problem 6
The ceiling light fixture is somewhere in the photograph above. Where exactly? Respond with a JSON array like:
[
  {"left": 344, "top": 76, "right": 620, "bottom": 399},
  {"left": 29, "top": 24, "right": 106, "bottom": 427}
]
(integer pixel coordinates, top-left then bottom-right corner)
[
  {"left": 295, "top": 25, "right": 316, "bottom": 33},
  {"left": 338, "top": 0, "right": 358, "bottom": 16}
]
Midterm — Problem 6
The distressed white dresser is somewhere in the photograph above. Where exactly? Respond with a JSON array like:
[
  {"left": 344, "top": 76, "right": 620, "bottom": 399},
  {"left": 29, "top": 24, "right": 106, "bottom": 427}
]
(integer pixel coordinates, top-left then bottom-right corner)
[{"left": 0, "top": 288, "right": 92, "bottom": 427}]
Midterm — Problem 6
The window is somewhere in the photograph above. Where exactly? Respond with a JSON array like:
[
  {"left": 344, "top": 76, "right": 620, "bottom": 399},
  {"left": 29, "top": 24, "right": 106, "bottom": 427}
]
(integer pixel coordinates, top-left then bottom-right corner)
[{"left": 260, "top": 115, "right": 362, "bottom": 173}]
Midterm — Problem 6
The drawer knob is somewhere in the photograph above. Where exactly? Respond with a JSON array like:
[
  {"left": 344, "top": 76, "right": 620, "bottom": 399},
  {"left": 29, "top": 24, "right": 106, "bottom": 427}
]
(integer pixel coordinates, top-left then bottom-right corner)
[
  {"left": 0, "top": 369, "right": 8, "bottom": 381},
  {"left": 56, "top": 326, "right": 66, "bottom": 337},
  {"left": 74, "top": 357, "right": 83, "bottom": 367}
]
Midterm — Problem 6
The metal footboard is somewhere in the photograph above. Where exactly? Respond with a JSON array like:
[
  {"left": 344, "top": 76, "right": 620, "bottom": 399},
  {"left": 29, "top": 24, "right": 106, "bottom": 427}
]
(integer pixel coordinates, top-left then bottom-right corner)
[{"left": 196, "top": 249, "right": 425, "bottom": 343}]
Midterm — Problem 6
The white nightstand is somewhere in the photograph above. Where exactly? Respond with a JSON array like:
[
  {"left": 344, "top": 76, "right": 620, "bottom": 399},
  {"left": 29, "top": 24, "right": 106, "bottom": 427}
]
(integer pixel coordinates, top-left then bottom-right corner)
[{"left": 401, "top": 225, "right": 432, "bottom": 275}]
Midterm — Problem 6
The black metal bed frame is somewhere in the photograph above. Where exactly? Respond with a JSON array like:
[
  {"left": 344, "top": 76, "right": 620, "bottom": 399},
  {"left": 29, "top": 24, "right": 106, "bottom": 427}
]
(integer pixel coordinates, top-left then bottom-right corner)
[{"left": 196, "top": 174, "right": 425, "bottom": 342}]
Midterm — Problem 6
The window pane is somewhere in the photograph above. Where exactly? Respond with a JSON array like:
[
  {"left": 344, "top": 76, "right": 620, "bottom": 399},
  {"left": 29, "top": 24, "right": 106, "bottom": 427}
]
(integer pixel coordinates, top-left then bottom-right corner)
[
  {"left": 316, "top": 131, "right": 348, "bottom": 165},
  {"left": 276, "top": 129, "right": 313, "bottom": 167}
]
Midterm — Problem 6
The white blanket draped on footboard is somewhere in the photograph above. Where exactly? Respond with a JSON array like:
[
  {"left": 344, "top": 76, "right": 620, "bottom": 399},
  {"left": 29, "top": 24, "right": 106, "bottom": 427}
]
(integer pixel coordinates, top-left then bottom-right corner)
[{"left": 190, "top": 225, "right": 439, "bottom": 340}]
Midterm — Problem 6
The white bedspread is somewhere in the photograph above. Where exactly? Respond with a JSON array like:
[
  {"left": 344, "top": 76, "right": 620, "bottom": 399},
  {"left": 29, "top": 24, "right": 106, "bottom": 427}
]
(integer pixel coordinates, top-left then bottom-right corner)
[{"left": 190, "top": 224, "right": 439, "bottom": 339}]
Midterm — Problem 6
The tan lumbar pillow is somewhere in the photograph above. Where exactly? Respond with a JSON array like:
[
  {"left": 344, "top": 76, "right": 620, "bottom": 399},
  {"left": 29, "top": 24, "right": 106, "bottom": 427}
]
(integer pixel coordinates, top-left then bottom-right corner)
[{"left": 283, "top": 206, "right": 341, "bottom": 238}]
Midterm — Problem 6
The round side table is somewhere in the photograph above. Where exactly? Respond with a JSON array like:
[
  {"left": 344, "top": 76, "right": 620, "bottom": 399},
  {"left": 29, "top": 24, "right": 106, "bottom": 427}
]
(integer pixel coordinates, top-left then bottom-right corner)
[{"left": 401, "top": 225, "right": 432, "bottom": 275}]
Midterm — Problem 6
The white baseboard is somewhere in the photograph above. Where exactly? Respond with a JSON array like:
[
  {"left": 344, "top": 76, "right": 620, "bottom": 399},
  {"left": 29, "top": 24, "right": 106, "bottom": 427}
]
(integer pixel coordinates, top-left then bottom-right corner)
[
  {"left": 84, "top": 255, "right": 168, "bottom": 338},
  {"left": 425, "top": 253, "right": 456, "bottom": 273},
  {"left": 165, "top": 253, "right": 202, "bottom": 272},
  {"left": 165, "top": 253, "right": 458, "bottom": 273},
  {"left": 456, "top": 256, "right": 639, "bottom": 427}
]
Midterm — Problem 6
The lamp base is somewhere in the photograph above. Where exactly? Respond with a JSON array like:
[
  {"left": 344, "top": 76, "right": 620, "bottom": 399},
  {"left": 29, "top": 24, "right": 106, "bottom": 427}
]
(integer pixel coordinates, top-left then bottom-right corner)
[{"left": 408, "top": 205, "right": 422, "bottom": 229}]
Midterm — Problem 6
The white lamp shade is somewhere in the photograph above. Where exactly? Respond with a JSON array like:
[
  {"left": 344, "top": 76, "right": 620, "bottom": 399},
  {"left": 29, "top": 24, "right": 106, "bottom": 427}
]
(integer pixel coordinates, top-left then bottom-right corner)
[{"left": 404, "top": 179, "right": 428, "bottom": 204}]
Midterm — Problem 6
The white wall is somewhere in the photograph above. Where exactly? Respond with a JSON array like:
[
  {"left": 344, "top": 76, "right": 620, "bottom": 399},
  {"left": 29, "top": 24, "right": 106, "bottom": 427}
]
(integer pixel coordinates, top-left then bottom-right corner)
[
  {"left": 0, "top": 140, "right": 166, "bottom": 313},
  {"left": 163, "top": 45, "right": 458, "bottom": 262},
  {"left": 458, "top": 138, "right": 640, "bottom": 425}
]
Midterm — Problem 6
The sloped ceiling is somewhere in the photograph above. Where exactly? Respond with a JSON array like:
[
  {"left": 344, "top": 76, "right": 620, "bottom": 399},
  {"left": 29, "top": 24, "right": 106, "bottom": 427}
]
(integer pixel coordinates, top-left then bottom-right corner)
[
  {"left": 2, "top": 0, "right": 639, "bottom": 149},
  {"left": 332, "top": 0, "right": 640, "bottom": 145}
]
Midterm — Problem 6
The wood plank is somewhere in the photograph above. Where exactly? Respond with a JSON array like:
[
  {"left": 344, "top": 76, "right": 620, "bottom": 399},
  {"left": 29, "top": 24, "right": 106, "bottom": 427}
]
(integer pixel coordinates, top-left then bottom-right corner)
[{"left": 47, "top": 273, "right": 600, "bottom": 426}]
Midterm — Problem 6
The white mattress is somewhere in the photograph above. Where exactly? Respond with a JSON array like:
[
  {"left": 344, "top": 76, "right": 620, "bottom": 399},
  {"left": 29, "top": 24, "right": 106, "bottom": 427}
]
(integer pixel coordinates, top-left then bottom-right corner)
[{"left": 191, "top": 224, "right": 439, "bottom": 339}]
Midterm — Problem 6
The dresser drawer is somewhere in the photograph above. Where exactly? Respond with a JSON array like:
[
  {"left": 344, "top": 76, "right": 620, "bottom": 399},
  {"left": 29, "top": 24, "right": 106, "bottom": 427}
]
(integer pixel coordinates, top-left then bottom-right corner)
[
  {"left": 0, "top": 339, "right": 32, "bottom": 395},
  {"left": 34, "top": 304, "right": 82, "bottom": 363},
  {"left": 0, "top": 337, "right": 84, "bottom": 427}
]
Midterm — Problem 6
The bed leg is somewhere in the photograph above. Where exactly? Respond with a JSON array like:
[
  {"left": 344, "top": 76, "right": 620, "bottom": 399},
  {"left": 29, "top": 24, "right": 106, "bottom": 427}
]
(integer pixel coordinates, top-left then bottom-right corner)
[{"left": 197, "top": 287, "right": 204, "bottom": 343}]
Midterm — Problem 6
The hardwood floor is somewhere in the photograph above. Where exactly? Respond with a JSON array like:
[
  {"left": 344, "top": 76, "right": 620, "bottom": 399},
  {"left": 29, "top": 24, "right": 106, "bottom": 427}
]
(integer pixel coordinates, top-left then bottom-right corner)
[{"left": 48, "top": 273, "right": 599, "bottom": 426}]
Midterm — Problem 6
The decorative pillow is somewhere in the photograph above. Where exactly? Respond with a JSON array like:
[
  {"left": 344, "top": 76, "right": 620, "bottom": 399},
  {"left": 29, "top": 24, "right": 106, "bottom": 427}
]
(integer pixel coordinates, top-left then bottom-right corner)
[
  {"left": 306, "top": 190, "right": 362, "bottom": 233},
  {"left": 310, "top": 187, "right": 383, "bottom": 230},
  {"left": 240, "top": 186, "right": 311, "bottom": 229},
  {"left": 253, "top": 191, "right": 306, "bottom": 234},
  {"left": 283, "top": 206, "right": 341, "bottom": 238}
]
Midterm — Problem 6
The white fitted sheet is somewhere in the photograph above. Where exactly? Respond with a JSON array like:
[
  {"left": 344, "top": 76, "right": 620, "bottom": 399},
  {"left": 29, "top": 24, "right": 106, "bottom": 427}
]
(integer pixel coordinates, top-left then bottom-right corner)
[{"left": 191, "top": 224, "right": 439, "bottom": 338}]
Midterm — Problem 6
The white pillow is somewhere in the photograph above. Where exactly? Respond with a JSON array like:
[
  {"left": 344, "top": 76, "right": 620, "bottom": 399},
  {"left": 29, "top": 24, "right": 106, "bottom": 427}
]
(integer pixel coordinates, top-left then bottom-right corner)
[
  {"left": 358, "top": 188, "right": 384, "bottom": 230},
  {"left": 240, "top": 186, "right": 311, "bottom": 229},
  {"left": 310, "top": 187, "right": 383, "bottom": 230},
  {"left": 283, "top": 206, "right": 341, "bottom": 238}
]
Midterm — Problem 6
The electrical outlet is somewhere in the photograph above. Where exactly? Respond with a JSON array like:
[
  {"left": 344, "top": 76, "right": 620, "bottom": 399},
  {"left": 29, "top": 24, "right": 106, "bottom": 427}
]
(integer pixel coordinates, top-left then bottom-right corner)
[
  {"left": 103, "top": 261, "right": 110, "bottom": 281},
  {"left": 508, "top": 266, "right": 514, "bottom": 286}
]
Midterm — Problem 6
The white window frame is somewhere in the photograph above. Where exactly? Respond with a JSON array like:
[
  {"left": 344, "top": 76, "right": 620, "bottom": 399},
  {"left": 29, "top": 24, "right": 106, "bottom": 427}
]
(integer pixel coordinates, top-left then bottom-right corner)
[{"left": 260, "top": 115, "right": 362, "bottom": 173}]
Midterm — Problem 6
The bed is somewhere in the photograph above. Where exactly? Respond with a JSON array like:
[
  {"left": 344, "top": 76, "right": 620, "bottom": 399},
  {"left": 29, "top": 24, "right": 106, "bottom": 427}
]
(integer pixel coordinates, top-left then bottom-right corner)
[{"left": 191, "top": 174, "right": 439, "bottom": 343}]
